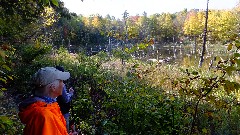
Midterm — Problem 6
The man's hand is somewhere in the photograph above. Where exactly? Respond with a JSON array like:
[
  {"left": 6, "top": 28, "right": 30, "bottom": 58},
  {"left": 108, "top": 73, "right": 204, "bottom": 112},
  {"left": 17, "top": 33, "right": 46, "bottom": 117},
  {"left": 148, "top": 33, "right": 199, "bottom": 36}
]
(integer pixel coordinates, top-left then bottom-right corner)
[{"left": 69, "top": 87, "right": 74, "bottom": 95}]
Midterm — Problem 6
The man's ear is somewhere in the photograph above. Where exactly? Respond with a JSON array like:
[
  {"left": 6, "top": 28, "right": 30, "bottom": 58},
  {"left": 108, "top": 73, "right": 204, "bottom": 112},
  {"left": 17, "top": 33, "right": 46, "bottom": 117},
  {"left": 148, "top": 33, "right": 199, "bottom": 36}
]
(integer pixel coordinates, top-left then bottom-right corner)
[{"left": 49, "top": 83, "right": 56, "bottom": 91}]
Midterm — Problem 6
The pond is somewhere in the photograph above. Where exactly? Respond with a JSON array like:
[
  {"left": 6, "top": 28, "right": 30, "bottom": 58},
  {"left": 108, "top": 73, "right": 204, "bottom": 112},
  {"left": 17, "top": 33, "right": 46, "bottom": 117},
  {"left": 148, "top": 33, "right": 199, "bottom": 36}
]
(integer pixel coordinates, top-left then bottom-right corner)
[
  {"left": 87, "top": 43, "right": 228, "bottom": 67},
  {"left": 132, "top": 43, "right": 228, "bottom": 66}
]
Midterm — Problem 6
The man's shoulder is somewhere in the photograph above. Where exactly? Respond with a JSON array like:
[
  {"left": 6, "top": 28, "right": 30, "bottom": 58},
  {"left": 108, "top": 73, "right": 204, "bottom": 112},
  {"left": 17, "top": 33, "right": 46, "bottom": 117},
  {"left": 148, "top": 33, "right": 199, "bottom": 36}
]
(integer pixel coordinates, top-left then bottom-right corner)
[{"left": 32, "top": 102, "right": 60, "bottom": 115}]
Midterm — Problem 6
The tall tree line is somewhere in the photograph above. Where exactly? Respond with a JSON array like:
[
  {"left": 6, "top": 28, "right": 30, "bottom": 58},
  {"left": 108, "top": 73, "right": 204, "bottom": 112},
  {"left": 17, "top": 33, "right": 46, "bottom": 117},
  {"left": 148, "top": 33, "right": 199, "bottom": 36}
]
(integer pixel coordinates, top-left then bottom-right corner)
[{"left": 1, "top": 1, "right": 240, "bottom": 52}]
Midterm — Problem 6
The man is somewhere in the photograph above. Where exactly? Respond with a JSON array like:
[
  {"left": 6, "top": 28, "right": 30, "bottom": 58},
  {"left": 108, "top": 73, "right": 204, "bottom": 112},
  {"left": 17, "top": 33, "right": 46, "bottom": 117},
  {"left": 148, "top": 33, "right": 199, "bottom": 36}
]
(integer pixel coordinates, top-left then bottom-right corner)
[
  {"left": 56, "top": 66, "right": 74, "bottom": 132},
  {"left": 18, "top": 67, "right": 70, "bottom": 135}
]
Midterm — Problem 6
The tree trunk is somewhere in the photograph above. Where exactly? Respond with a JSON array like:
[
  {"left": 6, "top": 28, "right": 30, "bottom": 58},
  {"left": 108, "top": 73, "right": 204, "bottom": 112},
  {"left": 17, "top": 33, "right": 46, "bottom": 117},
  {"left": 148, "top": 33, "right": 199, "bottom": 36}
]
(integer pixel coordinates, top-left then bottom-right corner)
[
  {"left": 122, "top": 10, "right": 128, "bottom": 66},
  {"left": 194, "top": 36, "right": 197, "bottom": 54},
  {"left": 198, "top": 0, "right": 209, "bottom": 68}
]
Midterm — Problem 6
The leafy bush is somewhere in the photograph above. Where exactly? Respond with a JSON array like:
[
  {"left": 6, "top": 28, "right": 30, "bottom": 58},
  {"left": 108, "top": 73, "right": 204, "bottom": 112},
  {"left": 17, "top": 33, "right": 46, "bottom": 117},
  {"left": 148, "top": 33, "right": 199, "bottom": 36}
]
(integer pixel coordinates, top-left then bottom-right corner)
[{"left": 7, "top": 40, "right": 240, "bottom": 135}]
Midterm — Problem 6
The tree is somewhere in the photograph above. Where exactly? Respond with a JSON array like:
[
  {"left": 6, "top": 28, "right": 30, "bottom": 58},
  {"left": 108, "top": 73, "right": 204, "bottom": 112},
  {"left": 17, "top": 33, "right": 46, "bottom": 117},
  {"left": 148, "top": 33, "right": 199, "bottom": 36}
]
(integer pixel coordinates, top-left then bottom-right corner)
[
  {"left": 199, "top": 0, "right": 209, "bottom": 68},
  {"left": 184, "top": 10, "right": 205, "bottom": 38},
  {"left": 172, "top": 9, "right": 188, "bottom": 43},
  {"left": 0, "top": 0, "right": 60, "bottom": 44},
  {"left": 158, "top": 13, "right": 176, "bottom": 42},
  {"left": 149, "top": 14, "right": 161, "bottom": 43},
  {"left": 184, "top": 10, "right": 205, "bottom": 54}
]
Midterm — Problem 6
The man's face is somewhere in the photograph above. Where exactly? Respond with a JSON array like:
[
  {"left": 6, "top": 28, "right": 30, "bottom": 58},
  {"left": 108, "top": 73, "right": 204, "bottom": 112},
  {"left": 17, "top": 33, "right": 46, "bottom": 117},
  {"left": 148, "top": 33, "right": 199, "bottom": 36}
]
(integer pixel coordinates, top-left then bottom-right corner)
[{"left": 56, "top": 80, "right": 64, "bottom": 96}]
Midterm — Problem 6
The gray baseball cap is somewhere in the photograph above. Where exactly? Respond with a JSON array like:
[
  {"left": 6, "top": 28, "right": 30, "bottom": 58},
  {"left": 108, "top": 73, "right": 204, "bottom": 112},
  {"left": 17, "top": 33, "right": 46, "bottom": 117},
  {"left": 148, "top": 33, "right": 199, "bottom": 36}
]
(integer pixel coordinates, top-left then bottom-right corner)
[{"left": 32, "top": 67, "right": 70, "bottom": 87}]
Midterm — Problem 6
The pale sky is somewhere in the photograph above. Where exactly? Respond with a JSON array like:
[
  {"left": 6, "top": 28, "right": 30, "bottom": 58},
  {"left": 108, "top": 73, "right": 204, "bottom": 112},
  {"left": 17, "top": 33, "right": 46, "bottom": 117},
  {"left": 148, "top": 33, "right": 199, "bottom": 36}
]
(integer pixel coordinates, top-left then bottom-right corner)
[{"left": 61, "top": 0, "right": 239, "bottom": 18}]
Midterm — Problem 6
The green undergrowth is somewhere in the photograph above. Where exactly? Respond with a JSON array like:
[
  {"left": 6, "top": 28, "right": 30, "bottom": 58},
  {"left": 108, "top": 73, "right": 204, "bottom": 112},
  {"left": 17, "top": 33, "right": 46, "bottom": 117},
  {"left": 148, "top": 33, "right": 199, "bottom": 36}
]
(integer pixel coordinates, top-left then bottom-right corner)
[{"left": 2, "top": 43, "right": 240, "bottom": 134}]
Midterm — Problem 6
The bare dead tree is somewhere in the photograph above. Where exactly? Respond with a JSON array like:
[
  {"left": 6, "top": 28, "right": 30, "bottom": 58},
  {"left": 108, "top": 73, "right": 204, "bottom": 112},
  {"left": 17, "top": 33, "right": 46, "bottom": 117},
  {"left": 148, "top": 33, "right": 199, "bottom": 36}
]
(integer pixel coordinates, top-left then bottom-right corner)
[
  {"left": 122, "top": 10, "right": 129, "bottom": 66},
  {"left": 198, "top": 0, "right": 209, "bottom": 68}
]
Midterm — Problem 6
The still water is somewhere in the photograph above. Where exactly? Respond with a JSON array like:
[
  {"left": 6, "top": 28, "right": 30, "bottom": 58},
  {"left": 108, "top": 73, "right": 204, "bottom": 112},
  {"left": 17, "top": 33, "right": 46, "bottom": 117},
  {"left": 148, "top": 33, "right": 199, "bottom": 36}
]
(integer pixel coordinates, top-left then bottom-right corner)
[{"left": 132, "top": 43, "right": 227, "bottom": 66}]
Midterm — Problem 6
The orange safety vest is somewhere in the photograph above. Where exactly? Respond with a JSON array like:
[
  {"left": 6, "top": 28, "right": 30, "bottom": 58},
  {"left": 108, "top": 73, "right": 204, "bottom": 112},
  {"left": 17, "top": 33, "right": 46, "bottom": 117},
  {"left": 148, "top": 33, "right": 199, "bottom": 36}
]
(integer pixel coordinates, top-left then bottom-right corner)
[{"left": 19, "top": 101, "right": 68, "bottom": 135}]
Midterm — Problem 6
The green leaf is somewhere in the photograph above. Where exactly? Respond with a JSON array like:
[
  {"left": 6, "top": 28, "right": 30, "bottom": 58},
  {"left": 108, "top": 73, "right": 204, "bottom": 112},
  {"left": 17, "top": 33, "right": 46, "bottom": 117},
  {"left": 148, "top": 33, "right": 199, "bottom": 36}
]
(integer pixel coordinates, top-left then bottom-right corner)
[
  {"left": 170, "top": 96, "right": 175, "bottom": 101},
  {"left": 2, "top": 65, "right": 11, "bottom": 71},
  {"left": 233, "top": 53, "right": 240, "bottom": 58},
  {"left": 223, "top": 80, "right": 235, "bottom": 94},
  {"left": 191, "top": 71, "right": 198, "bottom": 75},
  {"left": 1, "top": 124, "right": 5, "bottom": 130},
  {"left": 225, "top": 66, "right": 236, "bottom": 75},
  {"left": 235, "top": 42, "right": 240, "bottom": 49},
  {"left": 0, "top": 116, "right": 12, "bottom": 124},
  {"left": 43, "top": 0, "right": 49, "bottom": 5},
  {"left": 0, "top": 78, "right": 6, "bottom": 83},
  {"left": 51, "top": 0, "right": 59, "bottom": 6},
  {"left": 132, "top": 64, "right": 139, "bottom": 68}
]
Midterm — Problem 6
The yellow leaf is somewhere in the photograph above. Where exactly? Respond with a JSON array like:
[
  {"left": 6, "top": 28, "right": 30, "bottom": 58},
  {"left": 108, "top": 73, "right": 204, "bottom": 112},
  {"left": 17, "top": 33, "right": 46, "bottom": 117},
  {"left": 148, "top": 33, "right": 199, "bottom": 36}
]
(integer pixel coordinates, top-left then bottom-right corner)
[
  {"left": 0, "top": 49, "right": 5, "bottom": 59},
  {"left": 1, "top": 88, "right": 7, "bottom": 91},
  {"left": 35, "top": 39, "right": 41, "bottom": 49},
  {"left": 227, "top": 43, "right": 233, "bottom": 51},
  {"left": 187, "top": 107, "right": 192, "bottom": 113},
  {"left": 202, "top": 128, "right": 208, "bottom": 133},
  {"left": 7, "top": 75, "right": 13, "bottom": 80},
  {"left": 205, "top": 111, "right": 212, "bottom": 117},
  {"left": 170, "top": 96, "right": 175, "bottom": 101}
]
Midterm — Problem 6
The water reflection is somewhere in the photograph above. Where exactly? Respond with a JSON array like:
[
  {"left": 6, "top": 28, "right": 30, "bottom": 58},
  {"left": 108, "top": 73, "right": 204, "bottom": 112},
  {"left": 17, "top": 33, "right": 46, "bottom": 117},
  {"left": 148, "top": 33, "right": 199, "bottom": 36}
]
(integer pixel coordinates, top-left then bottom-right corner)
[
  {"left": 87, "top": 43, "right": 227, "bottom": 67},
  {"left": 133, "top": 43, "right": 226, "bottom": 66}
]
